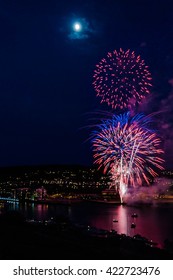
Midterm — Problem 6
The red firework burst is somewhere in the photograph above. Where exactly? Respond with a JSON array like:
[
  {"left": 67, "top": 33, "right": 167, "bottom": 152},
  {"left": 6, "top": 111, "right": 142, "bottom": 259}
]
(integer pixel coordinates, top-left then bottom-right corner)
[{"left": 93, "top": 48, "right": 152, "bottom": 110}]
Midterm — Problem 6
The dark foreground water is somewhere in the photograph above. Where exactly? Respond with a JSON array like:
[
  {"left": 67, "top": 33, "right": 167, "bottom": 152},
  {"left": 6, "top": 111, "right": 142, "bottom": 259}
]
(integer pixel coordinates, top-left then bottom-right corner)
[{"left": 1, "top": 200, "right": 173, "bottom": 248}]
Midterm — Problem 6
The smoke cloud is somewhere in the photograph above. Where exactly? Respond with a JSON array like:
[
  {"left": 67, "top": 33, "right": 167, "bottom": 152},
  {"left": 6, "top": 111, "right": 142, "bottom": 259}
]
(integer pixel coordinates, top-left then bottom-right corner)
[{"left": 123, "top": 178, "right": 172, "bottom": 205}]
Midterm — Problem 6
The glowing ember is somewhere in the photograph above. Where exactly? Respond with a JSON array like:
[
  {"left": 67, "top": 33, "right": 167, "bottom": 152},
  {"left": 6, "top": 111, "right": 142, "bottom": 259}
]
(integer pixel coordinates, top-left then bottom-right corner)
[{"left": 93, "top": 48, "right": 152, "bottom": 110}]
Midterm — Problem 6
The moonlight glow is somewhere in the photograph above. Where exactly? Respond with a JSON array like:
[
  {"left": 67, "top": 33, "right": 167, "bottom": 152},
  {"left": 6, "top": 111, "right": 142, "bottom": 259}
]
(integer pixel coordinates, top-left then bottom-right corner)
[{"left": 73, "top": 22, "right": 82, "bottom": 32}]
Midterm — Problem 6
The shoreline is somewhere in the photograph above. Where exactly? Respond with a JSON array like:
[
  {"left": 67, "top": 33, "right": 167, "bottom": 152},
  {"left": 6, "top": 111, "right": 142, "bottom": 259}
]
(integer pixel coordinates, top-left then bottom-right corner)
[{"left": 1, "top": 197, "right": 173, "bottom": 206}]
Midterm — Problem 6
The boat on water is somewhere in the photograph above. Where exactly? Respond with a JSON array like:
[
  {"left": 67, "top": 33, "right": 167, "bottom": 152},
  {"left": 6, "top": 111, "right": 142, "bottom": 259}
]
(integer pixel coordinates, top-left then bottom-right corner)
[
  {"left": 131, "top": 223, "right": 136, "bottom": 228},
  {"left": 131, "top": 213, "right": 138, "bottom": 218}
]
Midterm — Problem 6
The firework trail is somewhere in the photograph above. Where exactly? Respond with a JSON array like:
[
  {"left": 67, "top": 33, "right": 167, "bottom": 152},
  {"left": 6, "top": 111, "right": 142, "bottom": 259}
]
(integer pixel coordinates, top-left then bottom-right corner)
[
  {"left": 91, "top": 112, "right": 164, "bottom": 203},
  {"left": 93, "top": 48, "right": 152, "bottom": 110}
]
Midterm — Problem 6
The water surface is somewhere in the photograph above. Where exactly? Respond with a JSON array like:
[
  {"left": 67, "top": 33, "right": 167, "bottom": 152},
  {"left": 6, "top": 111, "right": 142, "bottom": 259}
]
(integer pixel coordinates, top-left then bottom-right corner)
[{"left": 2, "top": 201, "right": 173, "bottom": 248}]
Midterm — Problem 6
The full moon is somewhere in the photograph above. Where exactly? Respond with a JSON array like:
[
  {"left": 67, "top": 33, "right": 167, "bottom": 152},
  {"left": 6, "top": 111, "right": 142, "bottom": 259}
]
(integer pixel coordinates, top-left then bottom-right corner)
[{"left": 73, "top": 22, "right": 82, "bottom": 32}]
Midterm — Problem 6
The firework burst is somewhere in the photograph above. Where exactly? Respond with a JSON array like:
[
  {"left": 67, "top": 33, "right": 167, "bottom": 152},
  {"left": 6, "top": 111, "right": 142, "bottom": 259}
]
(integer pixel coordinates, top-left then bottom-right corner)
[
  {"left": 93, "top": 48, "right": 152, "bottom": 110},
  {"left": 91, "top": 112, "right": 164, "bottom": 203}
]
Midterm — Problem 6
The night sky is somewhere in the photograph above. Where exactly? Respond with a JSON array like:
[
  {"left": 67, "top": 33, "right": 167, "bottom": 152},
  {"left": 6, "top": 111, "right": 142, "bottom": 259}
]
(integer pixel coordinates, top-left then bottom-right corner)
[{"left": 0, "top": 0, "right": 173, "bottom": 168}]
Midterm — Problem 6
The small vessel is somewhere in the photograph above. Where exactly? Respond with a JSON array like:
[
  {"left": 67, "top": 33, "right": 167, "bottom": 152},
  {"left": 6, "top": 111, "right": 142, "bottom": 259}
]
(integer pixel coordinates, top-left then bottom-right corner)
[
  {"left": 131, "top": 223, "right": 136, "bottom": 228},
  {"left": 131, "top": 213, "right": 138, "bottom": 218},
  {"left": 149, "top": 240, "right": 158, "bottom": 247},
  {"left": 113, "top": 219, "right": 118, "bottom": 222},
  {"left": 110, "top": 229, "right": 117, "bottom": 234}
]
